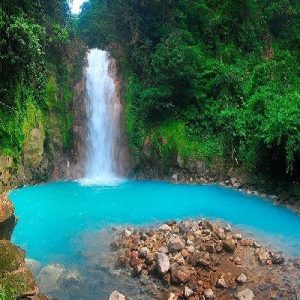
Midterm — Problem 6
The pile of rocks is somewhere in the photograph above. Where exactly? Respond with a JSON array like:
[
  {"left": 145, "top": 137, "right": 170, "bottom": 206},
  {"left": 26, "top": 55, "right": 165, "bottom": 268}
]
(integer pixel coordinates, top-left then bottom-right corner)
[{"left": 109, "top": 220, "right": 298, "bottom": 300}]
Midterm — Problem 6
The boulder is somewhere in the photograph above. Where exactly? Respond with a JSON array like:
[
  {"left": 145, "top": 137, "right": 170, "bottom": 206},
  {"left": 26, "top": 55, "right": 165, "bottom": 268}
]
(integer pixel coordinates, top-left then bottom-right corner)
[
  {"left": 236, "top": 273, "right": 247, "bottom": 284},
  {"left": 216, "top": 275, "right": 227, "bottom": 288},
  {"left": 108, "top": 291, "right": 126, "bottom": 300},
  {"left": 171, "top": 266, "right": 192, "bottom": 284},
  {"left": 181, "top": 248, "right": 189, "bottom": 258},
  {"left": 224, "top": 224, "right": 232, "bottom": 232},
  {"left": 235, "top": 233, "right": 242, "bottom": 240},
  {"left": 184, "top": 286, "right": 194, "bottom": 297},
  {"left": 213, "top": 227, "right": 226, "bottom": 240},
  {"left": 139, "top": 247, "right": 149, "bottom": 258},
  {"left": 58, "top": 269, "right": 82, "bottom": 287},
  {"left": 223, "top": 238, "right": 236, "bottom": 253},
  {"left": 171, "top": 174, "right": 178, "bottom": 181},
  {"left": 271, "top": 252, "right": 284, "bottom": 265},
  {"left": 25, "top": 258, "right": 42, "bottom": 276},
  {"left": 206, "top": 243, "right": 215, "bottom": 253},
  {"left": 37, "top": 264, "right": 65, "bottom": 293},
  {"left": 158, "top": 246, "right": 169, "bottom": 254},
  {"left": 168, "top": 236, "right": 185, "bottom": 252},
  {"left": 189, "top": 251, "right": 210, "bottom": 268},
  {"left": 255, "top": 248, "right": 270, "bottom": 264},
  {"left": 0, "top": 193, "right": 16, "bottom": 240},
  {"left": 0, "top": 240, "right": 25, "bottom": 273},
  {"left": 179, "top": 221, "right": 192, "bottom": 233},
  {"left": 236, "top": 288, "right": 254, "bottom": 300},
  {"left": 0, "top": 240, "right": 41, "bottom": 299},
  {"left": 123, "top": 229, "right": 132, "bottom": 237},
  {"left": 157, "top": 253, "right": 170, "bottom": 274},
  {"left": 160, "top": 224, "right": 172, "bottom": 232},
  {"left": 203, "top": 289, "right": 215, "bottom": 299}
]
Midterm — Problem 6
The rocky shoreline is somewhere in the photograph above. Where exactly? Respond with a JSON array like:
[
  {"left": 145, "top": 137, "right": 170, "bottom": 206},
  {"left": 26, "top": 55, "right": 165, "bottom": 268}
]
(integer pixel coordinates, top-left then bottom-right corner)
[
  {"left": 0, "top": 193, "right": 46, "bottom": 299},
  {"left": 108, "top": 220, "right": 300, "bottom": 300}
]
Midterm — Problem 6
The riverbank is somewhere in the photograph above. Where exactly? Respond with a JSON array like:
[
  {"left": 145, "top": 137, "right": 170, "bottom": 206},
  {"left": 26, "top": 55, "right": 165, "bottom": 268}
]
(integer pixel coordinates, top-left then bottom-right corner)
[
  {"left": 0, "top": 193, "right": 46, "bottom": 299},
  {"left": 108, "top": 220, "right": 300, "bottom": 300}
]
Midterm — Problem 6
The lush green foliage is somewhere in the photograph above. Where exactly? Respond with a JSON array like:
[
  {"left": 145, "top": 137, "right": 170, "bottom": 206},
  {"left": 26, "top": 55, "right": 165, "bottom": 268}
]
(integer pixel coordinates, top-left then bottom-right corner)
[
  {"left": 0, "top": 1, "right": 84, "bottom": 156},
  {"left": 79, "top": 0, "right": 300, "bottom": 180}
]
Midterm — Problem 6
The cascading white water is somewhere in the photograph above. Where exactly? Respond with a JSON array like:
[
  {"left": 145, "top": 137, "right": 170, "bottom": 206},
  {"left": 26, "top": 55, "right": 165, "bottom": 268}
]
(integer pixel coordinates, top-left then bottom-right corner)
[{"left": 84, "top": 49, "right": 121, "bottom": 181}]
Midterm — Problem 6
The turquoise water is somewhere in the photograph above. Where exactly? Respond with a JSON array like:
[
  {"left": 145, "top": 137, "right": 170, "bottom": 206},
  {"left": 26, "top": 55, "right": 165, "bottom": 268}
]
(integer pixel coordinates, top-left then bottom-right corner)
[{"left": 10, "top": 180, "right": 300, "bottom": 263}]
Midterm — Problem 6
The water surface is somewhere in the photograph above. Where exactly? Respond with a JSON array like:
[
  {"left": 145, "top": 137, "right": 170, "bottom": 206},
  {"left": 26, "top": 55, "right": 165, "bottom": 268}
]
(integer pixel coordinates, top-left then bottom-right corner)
[{"left": 11, "top": 180, "right": 300, "bottom": 262}]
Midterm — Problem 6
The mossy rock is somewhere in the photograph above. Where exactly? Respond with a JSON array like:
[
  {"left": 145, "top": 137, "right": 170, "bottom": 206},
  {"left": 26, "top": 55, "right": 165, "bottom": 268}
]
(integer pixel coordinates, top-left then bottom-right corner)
[
  {"left": 0, "top": 240, "right": 24, "bottom": 274},
  {"left": 0, "top": 194, "right": 14, "bottom": 223},
  {"left": 0, "top": 267, "right": 38, "bottom": 300}
]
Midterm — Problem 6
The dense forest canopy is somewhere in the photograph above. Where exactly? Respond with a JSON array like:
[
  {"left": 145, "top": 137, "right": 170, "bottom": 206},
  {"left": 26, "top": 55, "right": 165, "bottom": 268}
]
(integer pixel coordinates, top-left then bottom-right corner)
[
  {"left": 0, "top": 0, "right": 84, "bottom": 156},
  {"left": 78, "top": 0, "right": 300, "bottom": 182},
  {"left": 1, "top": 0, "right": 300, "bottom": 185}
]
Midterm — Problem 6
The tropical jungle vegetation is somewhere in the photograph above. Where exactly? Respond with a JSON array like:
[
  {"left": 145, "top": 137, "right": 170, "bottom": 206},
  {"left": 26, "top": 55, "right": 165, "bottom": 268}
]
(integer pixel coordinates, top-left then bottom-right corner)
[
  {"left": 78, "top": 0, "right": 300, "bottom": 184},
  {"left": 0, "top": 0, "right": 84, "bottom": 158}
]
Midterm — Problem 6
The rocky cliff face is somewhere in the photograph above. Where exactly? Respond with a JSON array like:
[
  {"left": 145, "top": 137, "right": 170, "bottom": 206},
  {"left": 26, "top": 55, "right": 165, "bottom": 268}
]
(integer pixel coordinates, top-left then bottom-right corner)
[
  {"left": 109, "top": 56, "right": 130, "bottom": 177},
  {"left": 67, "top": 65, "right": 87, "bottom": 179},
  {"left": 65, "top": 52, "right": 130, "bottom": 179},
  {"left": 0, "top": 121, "right": 66, "bottom": 194}
]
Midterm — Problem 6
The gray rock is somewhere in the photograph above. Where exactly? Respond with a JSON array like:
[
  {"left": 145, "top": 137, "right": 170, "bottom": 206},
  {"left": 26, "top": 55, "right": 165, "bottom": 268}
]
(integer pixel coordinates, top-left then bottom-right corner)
[
  {"left": 108, "top": 291, "right": 126, "bottom": 300},
  {"left": 59, "top": 269, "right": 82, "bottom": 287},
  {"left": 236, "top": 273, "right": 247, "bottom": 284},
  {"left": 224, "top": 224, "right": 232, "bottom": 232},
  {"left": 25, "top": 258, "right": 42, "bottom": 277},
  {"left": 37, "top": 264, "right": 65, "bottom": 293},
  {"left": 123, "top": 229, "right": 132, "bottom": 237},
  {"left": 186, "top": 239, "right": 194, "bottom": 246},
  {"left": 216, "top": 276, "right": 227, "bottom": 288},
  {"left": 223, "top": 238, "right": 236, "bottom": 253},
  {"left": 157, "top": 252, "right": 170, "bottom": 274},
  {"left": 184, "top": 286, "right": 194, "bottom": 297},
  {"left": 255, "top": 248, "right": 270, "bottom": 264},
  {"left": 160, "top": 224, "right": 172, "bottom": 232},
  {"left": 168, "top": 236, "right": 185, "bottom": 252},
  {"left": 206, "top": 243, "right": 215, "bottom": 253},
  {"left": 251, "top": 241, "right": 261, "bottom": 248},
  {"left": 213, "top": 227, "right": 226, "bottom": 240},
  {"left": 236, "top": 288, "right": 254, "bottom": 300},
  {"left": 204, "top": 288, "right": 215, "bottom": 299},
  {"left": 179, "top": 221, "right": 191, "bottom": 233},
  {"left": 171, "top": 174, "right": 178, "bottom": 181},
  {"left": 186, "top": 245, "right": 195, "bottom": 253},
  {"left": 293, "top": 259, "right": 300, "bottom": 268},
  {"left": 235, "top": 233, "right": 242, "bottom": 240},
  {"left": 139, "top": 247, "right": 149, "bottom": 258},
  {"left": 158, "top": 246, "right": 169, "bottom": 254},
  {"left": 271, "top": 252, "right": 284, "bottom": 265}
]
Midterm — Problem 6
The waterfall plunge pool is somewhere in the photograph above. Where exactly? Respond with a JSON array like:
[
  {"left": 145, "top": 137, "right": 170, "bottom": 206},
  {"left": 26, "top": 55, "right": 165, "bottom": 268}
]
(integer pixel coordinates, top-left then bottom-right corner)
[
  {"left": 9, "top": 180, "right": 300, "bottom": 299},
  {"left": 10, "top": 180, "right": 300, "bottom": 262}
]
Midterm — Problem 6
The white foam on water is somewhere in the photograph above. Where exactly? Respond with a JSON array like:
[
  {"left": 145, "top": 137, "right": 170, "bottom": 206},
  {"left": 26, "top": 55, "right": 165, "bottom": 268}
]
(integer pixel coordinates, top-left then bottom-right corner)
[{"left": 78, "top": 176, "right": 125, "bottom": 187}]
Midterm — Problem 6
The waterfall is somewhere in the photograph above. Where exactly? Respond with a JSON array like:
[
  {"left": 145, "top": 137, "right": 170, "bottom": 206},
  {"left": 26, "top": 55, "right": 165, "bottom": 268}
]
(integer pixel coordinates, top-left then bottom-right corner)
[{"left": 84, "top": 49, "right": 121, "bottom": 182}]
